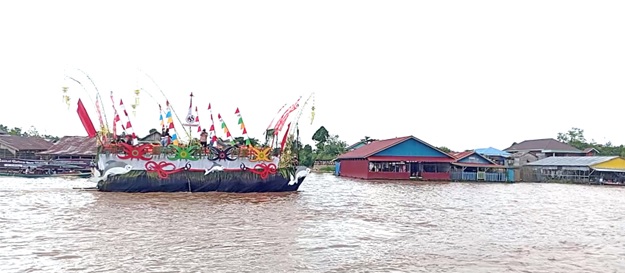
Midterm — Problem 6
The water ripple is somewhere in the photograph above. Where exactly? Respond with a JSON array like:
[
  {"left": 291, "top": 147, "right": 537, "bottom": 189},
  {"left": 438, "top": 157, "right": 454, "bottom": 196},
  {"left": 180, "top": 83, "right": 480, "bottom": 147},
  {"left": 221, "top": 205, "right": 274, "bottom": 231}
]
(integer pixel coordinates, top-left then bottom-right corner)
[{"left": 0, "top": 174, "right": 624, "bottom": 272}]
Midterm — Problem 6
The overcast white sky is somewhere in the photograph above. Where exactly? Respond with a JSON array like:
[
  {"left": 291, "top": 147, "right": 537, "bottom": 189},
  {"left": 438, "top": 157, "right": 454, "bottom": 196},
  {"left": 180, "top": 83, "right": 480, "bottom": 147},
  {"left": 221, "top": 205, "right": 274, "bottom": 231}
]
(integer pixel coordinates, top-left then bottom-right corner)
[{"left": 0, "top": 1, "right": 624, "bottom": 151}]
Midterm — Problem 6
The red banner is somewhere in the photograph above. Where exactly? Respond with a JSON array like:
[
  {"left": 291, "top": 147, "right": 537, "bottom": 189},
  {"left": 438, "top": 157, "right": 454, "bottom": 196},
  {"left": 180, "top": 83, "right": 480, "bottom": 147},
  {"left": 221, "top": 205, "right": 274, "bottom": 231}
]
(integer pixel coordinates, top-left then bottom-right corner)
[
  {"left": 279, "top": 122, "right": 291, "bottom": 154},
  {"left": 77, "top": 99, "right": 97, "bottom": 138}
]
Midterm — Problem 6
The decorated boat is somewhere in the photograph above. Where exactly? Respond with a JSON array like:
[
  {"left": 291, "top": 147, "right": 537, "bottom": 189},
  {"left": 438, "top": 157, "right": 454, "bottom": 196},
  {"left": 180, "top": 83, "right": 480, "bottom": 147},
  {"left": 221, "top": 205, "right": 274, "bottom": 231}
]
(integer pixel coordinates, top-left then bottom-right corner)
[{"left": 65, "top": 77, "right": 314, "bottom": 193}]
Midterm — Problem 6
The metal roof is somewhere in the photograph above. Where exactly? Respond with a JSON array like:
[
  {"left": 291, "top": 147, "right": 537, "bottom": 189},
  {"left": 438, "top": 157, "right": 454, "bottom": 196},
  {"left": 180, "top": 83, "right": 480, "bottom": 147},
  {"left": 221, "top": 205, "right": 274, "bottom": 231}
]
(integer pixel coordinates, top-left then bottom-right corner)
[
  {"left": 591, "top": 168, "right": 625, "bottom": 173},
  {"left": 474, "top": 147, "right": 511, "bottom": 157},
  {"left": 526, "top": 156, "right": 618, "bottom": 167},
  {"left": 38, "top": 136, "right": 97, "bottom": 156},
  {"left": 0, "top": 135, "right": 53, "bottom": 151},
  {"left": 335, "top": 136, "right": 454, "bottom": 160}
]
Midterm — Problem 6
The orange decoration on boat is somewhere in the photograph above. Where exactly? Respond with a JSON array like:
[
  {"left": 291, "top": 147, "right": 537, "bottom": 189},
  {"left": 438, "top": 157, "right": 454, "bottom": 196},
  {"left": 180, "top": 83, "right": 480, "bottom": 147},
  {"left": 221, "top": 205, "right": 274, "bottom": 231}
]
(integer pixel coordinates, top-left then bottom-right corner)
[{"left": 249, "top": 146, "right": 272, "bottom": 162}]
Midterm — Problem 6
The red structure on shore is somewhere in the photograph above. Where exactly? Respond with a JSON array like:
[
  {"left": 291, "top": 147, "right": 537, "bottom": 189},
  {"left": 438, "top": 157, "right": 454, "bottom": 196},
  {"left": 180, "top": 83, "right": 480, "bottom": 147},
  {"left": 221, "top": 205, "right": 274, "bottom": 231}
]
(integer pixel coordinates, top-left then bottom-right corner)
[{"left": 334, "top": 136, "right": 456, "bottom": 180}]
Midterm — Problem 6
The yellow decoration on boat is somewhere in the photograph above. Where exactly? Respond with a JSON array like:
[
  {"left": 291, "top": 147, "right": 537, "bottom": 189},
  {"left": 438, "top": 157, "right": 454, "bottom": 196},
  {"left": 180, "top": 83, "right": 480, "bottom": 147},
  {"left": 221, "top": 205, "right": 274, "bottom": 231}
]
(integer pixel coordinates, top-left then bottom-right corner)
[
  {"left": 131, "top": 89, "right": 140, "bottom": 116},
  {"left": 249, "top": 146, "right": 272, "bottom": 162},
  {"left": 62, "top": 86, "right": 70, "bottom": 109}
]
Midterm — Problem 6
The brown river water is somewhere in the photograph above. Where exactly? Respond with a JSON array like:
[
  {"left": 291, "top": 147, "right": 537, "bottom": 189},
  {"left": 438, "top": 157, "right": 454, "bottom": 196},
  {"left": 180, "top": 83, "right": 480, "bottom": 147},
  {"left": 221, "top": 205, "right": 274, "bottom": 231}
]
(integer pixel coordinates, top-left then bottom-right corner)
[{"left": 1, "top": 173, "right": 624, "bottom": 273}]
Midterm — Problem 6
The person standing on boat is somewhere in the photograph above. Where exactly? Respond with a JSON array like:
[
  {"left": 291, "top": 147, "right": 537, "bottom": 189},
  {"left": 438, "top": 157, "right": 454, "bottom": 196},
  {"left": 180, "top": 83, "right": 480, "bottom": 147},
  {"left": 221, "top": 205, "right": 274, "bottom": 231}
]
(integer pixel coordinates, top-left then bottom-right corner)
[
  {"left": 161, "top": 129, "right": 171, "bottom": 147},
  {"left": 200, "top": 129, "right": 208, "bottom": 149}
]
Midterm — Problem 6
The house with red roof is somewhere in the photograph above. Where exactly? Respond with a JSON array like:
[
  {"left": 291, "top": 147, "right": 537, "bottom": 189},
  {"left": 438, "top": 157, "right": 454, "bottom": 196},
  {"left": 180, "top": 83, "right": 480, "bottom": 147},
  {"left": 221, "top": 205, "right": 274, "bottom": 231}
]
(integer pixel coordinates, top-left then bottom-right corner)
[
  {"left": 450, "top": 151, "right": 511, "bottom": 182},
  {"left": 334, "top": 136, "right": 456, "bottom": 180}
]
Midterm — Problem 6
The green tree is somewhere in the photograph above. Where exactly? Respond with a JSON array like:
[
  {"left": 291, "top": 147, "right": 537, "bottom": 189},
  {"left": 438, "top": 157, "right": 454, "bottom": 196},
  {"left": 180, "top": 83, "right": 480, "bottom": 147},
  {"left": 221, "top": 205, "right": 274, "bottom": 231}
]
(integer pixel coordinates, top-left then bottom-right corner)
[
  {"left": 556, "top": 127, "right": 624, "bottom": 156},
  {"left": 314, "top": 134, "right": 347, "bottom": 161},
  {"left": 9, "top": 127, "right": 23, "bottom": 136},
  {"left": 234, "top": 136, "right": 260, "bottom": 146},
  {"left": 437, "top": 146, "right": 452, "bottom": 153},
  {"left": 557, "top": 127, "right": 589, "bottom": 150},
  {"left": 0, "top": 124, "right": 59, "bottom": 142},
  {"left": 312, "top": 126, "right": 329, "bottom": 150},
  {"left": 298, "top": 144, "right": 315, "bottom": 167},
  {"left": 360, "top": 136, "right": 378, "bottom": 144},
  {"left": 26, "top": 126, "right": 39, "bottom": 137}
]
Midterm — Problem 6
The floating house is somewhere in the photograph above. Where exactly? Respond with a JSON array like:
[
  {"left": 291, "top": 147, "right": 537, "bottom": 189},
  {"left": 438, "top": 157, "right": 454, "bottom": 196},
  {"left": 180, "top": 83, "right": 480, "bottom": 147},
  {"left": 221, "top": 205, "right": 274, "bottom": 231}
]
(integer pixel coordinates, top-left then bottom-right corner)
[
  {"left": 334, "top": 136, "right": 456, "bottom": 180},
  {"left": 450, "top": 151, "right": 511, "bottom": 182},
  {"left": 522, "top": 156, "right": 625, "bottom": 183},
  {"left": 0, "top": 135, "right": 53, "bottom": 159}
]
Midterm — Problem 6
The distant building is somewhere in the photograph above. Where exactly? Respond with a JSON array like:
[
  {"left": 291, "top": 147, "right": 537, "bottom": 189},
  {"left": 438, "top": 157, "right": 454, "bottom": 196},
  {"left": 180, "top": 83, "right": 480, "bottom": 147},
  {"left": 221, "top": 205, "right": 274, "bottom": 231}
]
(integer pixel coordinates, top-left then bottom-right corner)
[
  {"left": 0, "top": 135, "right": 53, "bottom": 159},
  {"left": 504, "top": 138, "right": 586, "bottom": 162},
  {"left": 345, "top": 138, "right": 378, "bottom": 151},
  {"left": 583, "top": 147, "right": 600, "bottom": 156},
  {"left": 38, "top": 136, "right": 97, "bottom": 160},
  {"left": 346, "top": 141, "right": 367, "bottom": 151},
  {"left": 510, "top": 151, "right": 539, "bottom": 166},
  {"left": 335, "top": 136, "right": 456, "bottom": 180},
  {"left": 139, "top": 131, "right": 162, "bottom": 143}
]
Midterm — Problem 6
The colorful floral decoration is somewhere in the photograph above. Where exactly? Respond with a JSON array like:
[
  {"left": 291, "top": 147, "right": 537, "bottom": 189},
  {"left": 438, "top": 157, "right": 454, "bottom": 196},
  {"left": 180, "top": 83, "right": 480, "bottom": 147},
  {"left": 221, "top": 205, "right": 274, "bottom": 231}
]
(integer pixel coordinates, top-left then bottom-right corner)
[
  {"left": 117, "top": 143, "right": 153, "bottom": 161},
  {"left": 244, "top": 163, "right": 278, "bottom": 179},
  {"left": 209, "top": 147, "right": 238, "bottom": 161},
  {"left": 168, "top": 145, "right": 200, "bottom": 161},
  {"left": 249, "top": 146, "right": 272, "bottom": 162},
  {"left": 145, "top": 161, "right": 191, "bottom": 179}
]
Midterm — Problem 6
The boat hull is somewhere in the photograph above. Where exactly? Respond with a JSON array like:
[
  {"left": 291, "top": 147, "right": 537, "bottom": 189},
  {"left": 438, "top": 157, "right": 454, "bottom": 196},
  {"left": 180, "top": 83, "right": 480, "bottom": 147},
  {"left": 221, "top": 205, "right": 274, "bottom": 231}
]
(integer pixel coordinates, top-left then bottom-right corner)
[
  {"left": 97, "top": 170, "right": 306, "bottom": 193},
  {"left": 93, "top": 149, "right": 310, "bottom": 193}
]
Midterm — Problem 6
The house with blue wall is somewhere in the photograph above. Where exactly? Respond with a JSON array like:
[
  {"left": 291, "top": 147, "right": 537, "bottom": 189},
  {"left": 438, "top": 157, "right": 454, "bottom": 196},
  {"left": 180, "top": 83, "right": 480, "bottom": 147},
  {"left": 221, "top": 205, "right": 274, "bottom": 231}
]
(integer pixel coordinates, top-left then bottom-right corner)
[
  {"left": 450, "top": 151, "right": 512, "bottom": 182},
  {"left": 335, "top": 136, "right": 456, "bottom": 180}
]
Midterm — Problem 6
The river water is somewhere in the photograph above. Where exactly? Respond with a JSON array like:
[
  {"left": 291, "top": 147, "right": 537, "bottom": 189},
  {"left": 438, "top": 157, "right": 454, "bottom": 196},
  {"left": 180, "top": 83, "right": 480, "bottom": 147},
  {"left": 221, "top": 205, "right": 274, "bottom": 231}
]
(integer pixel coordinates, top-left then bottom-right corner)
[{"left": 1, "top": 173, "right": 624, "bottom": 273}]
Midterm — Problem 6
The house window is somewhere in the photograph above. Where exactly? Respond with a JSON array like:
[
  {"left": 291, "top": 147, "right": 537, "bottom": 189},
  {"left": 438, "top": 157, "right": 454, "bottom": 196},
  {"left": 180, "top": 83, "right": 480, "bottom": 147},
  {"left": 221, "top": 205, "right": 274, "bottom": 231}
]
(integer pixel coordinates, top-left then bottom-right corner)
[
  {"left": 423, "top": 163, "right": 449, "bottom": 173},
  {"left": 369, "top": 161, "right": 406, "bottom": 172}
]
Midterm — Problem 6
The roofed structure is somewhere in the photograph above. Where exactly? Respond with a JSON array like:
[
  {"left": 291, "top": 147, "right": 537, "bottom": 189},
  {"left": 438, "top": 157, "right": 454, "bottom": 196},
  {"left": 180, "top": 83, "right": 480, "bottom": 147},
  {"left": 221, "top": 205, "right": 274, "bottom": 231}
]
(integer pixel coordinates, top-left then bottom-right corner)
[
  {"left": 0, "top": 135, "right": 53, "bottom": 151},
  {"left": 346, "top": 141, "right": 367, "bottom": 151},
  {"left": 38, "top": 136, "right": 97, "bottom": 159},
  {"left": 451, "top": 150, "right": 503, "bottom": 168},
  {"left": 526, "top": 156, "right": 618, "bottom": 167},
  {"left": 335, "top": 136, "right": 455, "bottom": 180},
  {"left": 504, "top": 138, "right": 583, "bottom": 154},
  {"left": 0, "top": 135, "right": 53, "bottom": 159},
  {"left": 475, "top": 147, "right": 511, "bottom": 157},
  {"left": 522, "top": 156, "right": 625, "bottom": 182},
  {"left": 336, "top": 136, "right": 454, "bottom": 162}
]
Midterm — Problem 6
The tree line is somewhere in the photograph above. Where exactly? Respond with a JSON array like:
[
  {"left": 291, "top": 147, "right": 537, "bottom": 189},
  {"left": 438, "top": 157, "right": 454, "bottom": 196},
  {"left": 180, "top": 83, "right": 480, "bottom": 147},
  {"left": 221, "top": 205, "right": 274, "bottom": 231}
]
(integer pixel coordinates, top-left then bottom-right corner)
[
  {"left": 557, "top": 127, "right": 625, "bottom": 157},
  {"left": 0, "top": 124, "right": 60, "bottom": 142},
  {"left": 298, "top": 126, "right": 348, "bottom": 167}
]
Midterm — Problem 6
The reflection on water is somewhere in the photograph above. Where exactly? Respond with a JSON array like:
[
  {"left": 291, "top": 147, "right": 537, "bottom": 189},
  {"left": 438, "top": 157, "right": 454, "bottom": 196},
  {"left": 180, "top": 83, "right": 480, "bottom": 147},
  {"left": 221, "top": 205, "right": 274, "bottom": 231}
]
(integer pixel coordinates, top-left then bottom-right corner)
[{"left": 1, "top": 174, "right": 624, "bottom": 272}]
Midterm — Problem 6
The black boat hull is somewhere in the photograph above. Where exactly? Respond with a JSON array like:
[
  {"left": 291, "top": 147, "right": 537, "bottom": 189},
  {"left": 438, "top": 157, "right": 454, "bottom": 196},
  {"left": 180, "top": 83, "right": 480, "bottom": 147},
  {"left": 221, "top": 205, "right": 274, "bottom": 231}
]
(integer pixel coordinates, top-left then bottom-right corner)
[{"left": 97, "top": 170, "right": 306, "bottom": 193}]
